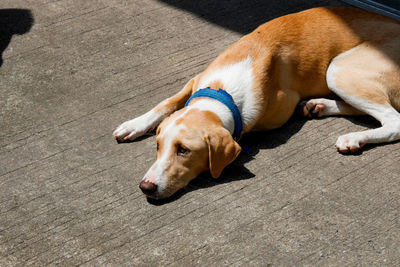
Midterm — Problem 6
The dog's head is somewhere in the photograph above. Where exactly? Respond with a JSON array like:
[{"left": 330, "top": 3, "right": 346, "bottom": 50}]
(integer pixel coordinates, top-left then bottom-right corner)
[{"left": 139, "top": 107, "right": 241, "bottom": 199}]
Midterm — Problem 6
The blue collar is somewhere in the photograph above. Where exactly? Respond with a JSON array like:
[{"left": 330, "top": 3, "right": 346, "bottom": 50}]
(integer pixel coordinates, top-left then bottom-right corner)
[{"left": 185, "top": 88, "right": 243, "bottom": 141}]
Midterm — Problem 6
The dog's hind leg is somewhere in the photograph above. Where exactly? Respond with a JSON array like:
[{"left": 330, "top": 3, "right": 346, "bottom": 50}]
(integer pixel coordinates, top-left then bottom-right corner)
[
  {"left": 114, "top": 77, "right": 196, "bottom": 142},
  {"left": 326, "top": 42, "right": 400, "bottom": 153}
]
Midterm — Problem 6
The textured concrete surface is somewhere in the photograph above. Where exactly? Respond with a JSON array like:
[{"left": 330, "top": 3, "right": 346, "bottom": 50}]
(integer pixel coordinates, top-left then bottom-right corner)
[{"left": 1, "top": 0, "right": 399, "bottom": 266}]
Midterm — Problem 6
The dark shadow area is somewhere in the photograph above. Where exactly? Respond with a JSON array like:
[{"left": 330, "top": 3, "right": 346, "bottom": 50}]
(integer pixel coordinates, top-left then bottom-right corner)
[
  {"left": 147, "top": 161, "right": 257, "bottom": 205},
  {"left": 116, "top": 131, "right": 156, "bottom": 144},
  {"left": 0, "top": 9, "right": 34, "bottom": 67},
  {"left": 353, "top": 138, "right": 400, "bottom": 154},
  {"left": 157, "top": 0, "right": 398, "bottom": 70},
  {"left": 341, "top": 0, "right": 400, "bottom": 21},
  {"left": 157, "top": 0, "right": 349, "bottom": 34},
  {"left": 147, "top": 115, "right": 308, "bottom": 205},
  {"left": 147, "top": 1, "right": 400, "bottom": 204},
  {"left": 146, "top": 112, "right": 399, "bottom": 205}
]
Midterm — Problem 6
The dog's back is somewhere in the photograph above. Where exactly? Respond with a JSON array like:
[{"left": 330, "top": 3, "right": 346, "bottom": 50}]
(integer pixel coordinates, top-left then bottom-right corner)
[{"left": 206, "top": 7, "right": 400, "bottom": 100}]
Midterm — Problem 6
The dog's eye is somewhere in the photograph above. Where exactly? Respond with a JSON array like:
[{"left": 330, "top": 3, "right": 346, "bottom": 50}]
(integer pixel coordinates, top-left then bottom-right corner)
[
  {"left": 177, "top": 145, "right": 190, "bottom": 156},
  {"left": 156, "top": 142, "right": 160, "bottom": 151}
]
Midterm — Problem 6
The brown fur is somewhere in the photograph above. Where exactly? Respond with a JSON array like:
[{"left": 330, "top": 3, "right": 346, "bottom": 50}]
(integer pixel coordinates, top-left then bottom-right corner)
[
  {"left": 116, "top": 7, "right": 400, "bottom": 198},
  {"left": 193, "top": 7, "right": 400, "bottom": 131}
]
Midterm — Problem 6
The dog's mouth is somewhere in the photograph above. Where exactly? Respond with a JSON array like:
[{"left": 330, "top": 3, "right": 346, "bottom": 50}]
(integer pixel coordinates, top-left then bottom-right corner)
[
  {"left": 139, "top": 175, "right": 191, "bottom": 200},
  {"left": 142, "top": 185, "right": 182, "bottom": 200},
  {"left": 139, "top": 186, "right": 171, "bottom": 199},
  {"left": 143, "top": 191, "right": 161, "bottom": 199}
]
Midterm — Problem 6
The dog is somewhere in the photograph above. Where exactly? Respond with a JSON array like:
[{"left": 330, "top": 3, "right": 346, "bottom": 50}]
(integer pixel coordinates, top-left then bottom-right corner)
[{"left": 113, "top": 7, "right": 400, "bottom": 199}]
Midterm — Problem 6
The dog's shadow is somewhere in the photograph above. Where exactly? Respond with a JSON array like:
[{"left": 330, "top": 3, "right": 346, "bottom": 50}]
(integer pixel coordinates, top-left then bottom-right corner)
[
  {"left": 147, "top": 115, "right": 309, "bottom": 205},
  {"left": 147, "top": 112, "right": 399, "bottom": 205}
]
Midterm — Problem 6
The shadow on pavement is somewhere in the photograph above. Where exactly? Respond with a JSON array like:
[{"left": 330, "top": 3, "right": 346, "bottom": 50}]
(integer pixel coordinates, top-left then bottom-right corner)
[
  {"left": 145, "top": 1, "right": 400, "bottom": 204},
  {"left": 147, "top": 115, "right": 308, "bottom": 205},
  {"left": 157, "top": 0, "right": 348, "bottom": 34},
  {"left": 0, "top": 9, "right": 34, "bottom": 67},
  {"left": 147, "top": 113, "right": 399, "bottom": 205}
]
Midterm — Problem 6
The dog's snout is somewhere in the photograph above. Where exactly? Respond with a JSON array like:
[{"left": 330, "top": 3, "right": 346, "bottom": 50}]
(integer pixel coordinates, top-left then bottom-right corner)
[{"left": 139, "top": 180, "right": 157, "bottom": 195}]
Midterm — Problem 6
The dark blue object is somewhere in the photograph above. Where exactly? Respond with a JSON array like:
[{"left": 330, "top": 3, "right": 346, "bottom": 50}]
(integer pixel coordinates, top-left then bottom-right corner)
[
  {"left": 341, "top": 0, "right": 400, "bottom": 21},
  {"left": 241, "top": 146, "right": 253, "bottom": 155},
  {"left": 185, "top": 88, "right": 243, "bottom": 141}
]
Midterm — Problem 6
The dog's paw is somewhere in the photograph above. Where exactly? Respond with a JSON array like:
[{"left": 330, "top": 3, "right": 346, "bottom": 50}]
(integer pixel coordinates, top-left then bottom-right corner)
[
  {"left": 335, "top": 132, "right": 368, "bottom": 153},
  {"left": 297, "top": 99, "right": 327, "bottom": 118},
  {"left": 113, "top": 117, "right": 154, "bottom": 142}
]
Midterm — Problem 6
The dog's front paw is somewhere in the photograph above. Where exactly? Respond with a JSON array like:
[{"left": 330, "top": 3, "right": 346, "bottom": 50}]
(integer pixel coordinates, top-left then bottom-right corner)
[
  {"left": 335, "top": 132, "right": 368, "bottom": 153},
  {"left": 297, "top": 99, "right": 327, "bottom": 118},
  {"left": 113, "top": 117, "right": 155, "bottom": 142}
]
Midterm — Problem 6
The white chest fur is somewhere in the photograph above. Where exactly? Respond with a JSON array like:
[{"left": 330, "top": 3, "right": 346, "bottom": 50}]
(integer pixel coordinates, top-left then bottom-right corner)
[{"left": 197, "top": 56, "right": 260, "bottom": 130}]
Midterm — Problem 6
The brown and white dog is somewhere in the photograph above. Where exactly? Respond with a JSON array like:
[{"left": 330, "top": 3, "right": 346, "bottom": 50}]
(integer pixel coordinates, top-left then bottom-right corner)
[{"left": 113, "top": 7, "right": 400, "bottom": 199}]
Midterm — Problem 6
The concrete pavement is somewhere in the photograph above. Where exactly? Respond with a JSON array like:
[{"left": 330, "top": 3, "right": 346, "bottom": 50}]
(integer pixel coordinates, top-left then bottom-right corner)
[{"left": 1, "top": 0, "right": 399, "bottom": 265}]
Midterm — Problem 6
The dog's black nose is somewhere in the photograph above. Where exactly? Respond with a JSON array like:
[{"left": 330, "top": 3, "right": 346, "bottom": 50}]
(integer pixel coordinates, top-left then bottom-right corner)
[{"left": 139, "top": 180, "right": 157, "bottom": 195}]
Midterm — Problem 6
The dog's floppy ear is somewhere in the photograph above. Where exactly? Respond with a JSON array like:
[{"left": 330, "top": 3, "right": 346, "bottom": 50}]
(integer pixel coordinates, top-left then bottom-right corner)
[{"left": 204, "top": 128, "right": 241, "bottom": 179}]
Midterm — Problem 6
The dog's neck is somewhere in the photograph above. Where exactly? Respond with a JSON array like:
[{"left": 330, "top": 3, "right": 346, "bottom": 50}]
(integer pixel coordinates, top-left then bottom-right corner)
[{"left": 187, "top": 98, "right": 235, "bottom": 135}]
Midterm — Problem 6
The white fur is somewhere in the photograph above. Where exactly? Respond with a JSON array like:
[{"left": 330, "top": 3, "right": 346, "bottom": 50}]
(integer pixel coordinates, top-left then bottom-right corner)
[
  {"left": 116, "top": 57, "right": 259, "bottom": 141},
  {"left": 143, "top": 100, "right": 235, "bottom": 194},
  {"left": 113, "top": 109, "right": 164, "bottom": 140},
  {"left": 189, "top": 99, "right": 235, "bottom": 135},
  {"left": 197, "top": 56, "right": 260, "bottom": 129},
  {"left": 302, "top": 98, "right": 363, "bottom": 117},
  {"left": 142, "top": 110, "right": 189, "bottom": 192},
  {"left": 326, "top": 58, "right": 343, "bottom": 95},
  {"left": 327, "top": 55, "right": 400, "bottom": 150}
]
